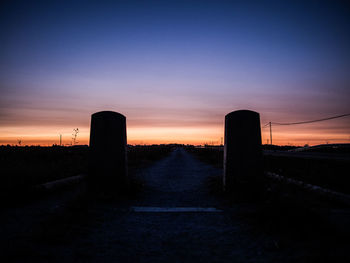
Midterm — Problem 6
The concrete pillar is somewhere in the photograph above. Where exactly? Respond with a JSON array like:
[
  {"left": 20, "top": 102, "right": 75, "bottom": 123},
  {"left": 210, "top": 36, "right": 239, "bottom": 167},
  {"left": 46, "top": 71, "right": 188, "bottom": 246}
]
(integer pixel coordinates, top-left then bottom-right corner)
[
  {"left": 89, "top": 111, "right": 127, "bottom": 190},
  {"left": 224, "top": 110, "right": 262, "bottom": 195}
]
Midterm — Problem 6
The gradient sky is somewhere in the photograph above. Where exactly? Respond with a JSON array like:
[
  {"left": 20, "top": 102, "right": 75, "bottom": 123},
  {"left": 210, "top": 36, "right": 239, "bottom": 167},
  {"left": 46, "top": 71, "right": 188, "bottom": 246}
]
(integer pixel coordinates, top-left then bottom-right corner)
[{"left": 1, "top": 0, "right": 350, "bottom": 145}]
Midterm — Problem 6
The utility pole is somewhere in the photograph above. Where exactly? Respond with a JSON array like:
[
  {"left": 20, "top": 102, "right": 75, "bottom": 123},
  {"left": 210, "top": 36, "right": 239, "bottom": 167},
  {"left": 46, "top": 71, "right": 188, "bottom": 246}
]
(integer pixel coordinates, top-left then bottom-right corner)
[{"left": 269, "top": 122, "right": 272, "bottom": 145}]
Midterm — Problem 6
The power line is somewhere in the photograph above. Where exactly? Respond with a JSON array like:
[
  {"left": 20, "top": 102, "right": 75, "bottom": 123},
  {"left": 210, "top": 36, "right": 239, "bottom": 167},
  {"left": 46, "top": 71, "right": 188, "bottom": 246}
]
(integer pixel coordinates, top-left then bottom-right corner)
[
  {"left": 262, "top": 113, "right": 350, "bottom": 145},
  {"left": 264, "top": 113, "right": 350, "bottom": 127}
]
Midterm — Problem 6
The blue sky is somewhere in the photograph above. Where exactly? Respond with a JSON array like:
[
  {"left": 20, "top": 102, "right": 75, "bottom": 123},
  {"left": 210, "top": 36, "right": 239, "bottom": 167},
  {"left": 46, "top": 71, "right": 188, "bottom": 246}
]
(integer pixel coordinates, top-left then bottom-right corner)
[{"left": 1, "top": 0, "right": 349, "bottom": 145}]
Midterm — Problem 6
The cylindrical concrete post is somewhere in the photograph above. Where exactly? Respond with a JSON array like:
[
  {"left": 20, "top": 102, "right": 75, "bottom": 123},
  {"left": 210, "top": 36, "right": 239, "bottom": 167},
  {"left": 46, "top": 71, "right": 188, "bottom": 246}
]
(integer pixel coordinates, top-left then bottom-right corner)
[
  {"left": 224, "top": 110, "right": 262, "bottom": 195},
  {"left": 89, "top": 111, "right": 127, "bottom": 190}
]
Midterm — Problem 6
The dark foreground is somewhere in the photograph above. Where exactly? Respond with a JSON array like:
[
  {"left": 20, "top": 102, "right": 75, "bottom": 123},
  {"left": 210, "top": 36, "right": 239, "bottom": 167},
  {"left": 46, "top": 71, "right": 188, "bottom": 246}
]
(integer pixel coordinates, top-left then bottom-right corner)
[{"left": 1, "top": 148, "right": 349, "bottom": 262}]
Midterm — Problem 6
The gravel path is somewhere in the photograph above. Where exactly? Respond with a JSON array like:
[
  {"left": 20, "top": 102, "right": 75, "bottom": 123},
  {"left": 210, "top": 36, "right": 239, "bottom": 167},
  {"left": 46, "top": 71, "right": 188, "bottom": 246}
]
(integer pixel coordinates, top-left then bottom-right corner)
[{"left": 5, "top": 148, "right": 308, "bottom": 262}]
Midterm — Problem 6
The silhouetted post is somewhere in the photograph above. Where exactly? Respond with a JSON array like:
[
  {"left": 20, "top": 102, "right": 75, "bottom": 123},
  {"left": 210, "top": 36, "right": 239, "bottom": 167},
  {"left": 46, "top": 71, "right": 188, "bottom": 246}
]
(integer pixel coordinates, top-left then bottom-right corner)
[
  {"left": 224, "top": 110, "right": 262, "bottom": 198},
  {"left": 89, "top": 111, "right": 128, "bottom": 192}
]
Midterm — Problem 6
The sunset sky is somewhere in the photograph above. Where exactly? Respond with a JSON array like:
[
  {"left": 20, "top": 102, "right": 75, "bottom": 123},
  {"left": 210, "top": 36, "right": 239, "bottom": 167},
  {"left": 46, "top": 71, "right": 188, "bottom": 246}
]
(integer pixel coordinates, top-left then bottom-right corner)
[{"left": 1, "top": 0, "right": 349, "bottom": 146}]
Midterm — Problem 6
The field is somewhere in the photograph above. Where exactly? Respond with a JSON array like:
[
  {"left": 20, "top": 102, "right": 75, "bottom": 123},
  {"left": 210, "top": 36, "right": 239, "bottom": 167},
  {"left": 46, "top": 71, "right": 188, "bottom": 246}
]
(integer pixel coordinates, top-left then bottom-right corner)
[
  {"left": 1, "top": 145, "right": 350, "bottom": 262},
  {"left": 186, "top": 145, "right": 350, "bottom": 194},
  {"left": 0, "top": 145, "right": 173, "bottom": 205},
  {"left": 186, "top": 146, "right": 350, "bottom": 261},
  {"left": 2, "top": 144, "right": 348, "bottom": 203}
]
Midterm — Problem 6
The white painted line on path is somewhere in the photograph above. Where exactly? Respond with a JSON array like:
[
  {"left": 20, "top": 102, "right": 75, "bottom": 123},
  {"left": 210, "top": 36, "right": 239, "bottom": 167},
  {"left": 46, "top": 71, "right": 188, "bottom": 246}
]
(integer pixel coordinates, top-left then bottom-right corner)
[{"left": 130, "top": 207, "right": 222, "bottom": 212}]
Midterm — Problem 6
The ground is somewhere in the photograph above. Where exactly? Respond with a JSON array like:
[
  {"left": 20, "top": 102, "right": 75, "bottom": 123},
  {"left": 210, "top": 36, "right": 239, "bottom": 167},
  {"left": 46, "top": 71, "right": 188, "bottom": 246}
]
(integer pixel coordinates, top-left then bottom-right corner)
[{"left": 1, "top": 148, "right": 331, "bottom": 262}]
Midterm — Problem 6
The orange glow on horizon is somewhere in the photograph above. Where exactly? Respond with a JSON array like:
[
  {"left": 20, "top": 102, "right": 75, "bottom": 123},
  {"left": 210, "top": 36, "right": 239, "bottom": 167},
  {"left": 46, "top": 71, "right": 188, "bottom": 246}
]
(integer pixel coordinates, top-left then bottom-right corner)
[{"left": 0, "top": 121, "right": 349, "bottom": 146}]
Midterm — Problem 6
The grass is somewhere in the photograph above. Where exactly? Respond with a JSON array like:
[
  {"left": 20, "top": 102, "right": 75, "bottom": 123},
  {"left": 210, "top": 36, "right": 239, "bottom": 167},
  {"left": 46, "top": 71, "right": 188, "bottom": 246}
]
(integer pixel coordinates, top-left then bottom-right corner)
[
  {"left": 264, "top": 155, "right": 350, "bottom": 194},
  {"left": 242, "top": 181, "right": 350, "bottom": 263},
  {"left": 0, "top": 145, "right": 174, "bottom": 261},
  {"left": 0, "top": 144, "right": 174, "bottom": 206},
  {"left": 0, "top": 145, "right": 89, "bottom": 205},
  {"left": 4, "top": 145, "right": 174, "bottom": 247},
  {"left": 3, "top": 145, "right": 349, "bottom": 261},
  {"left": 204, "top": 167, "right": 350, "bottom": 262},
  {"left": 186, "top": 146, "right": 350, "bottom": 194},
  {"left": 192, "top": 146, "right": 350, "bottom": 262}
]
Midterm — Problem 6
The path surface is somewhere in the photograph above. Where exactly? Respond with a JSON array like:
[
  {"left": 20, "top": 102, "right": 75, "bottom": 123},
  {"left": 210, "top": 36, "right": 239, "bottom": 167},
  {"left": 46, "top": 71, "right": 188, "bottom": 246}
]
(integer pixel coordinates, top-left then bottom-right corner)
[
  {"left": 8, "top": 148, "right": 307, "bottom": 262},
  {"left": 132, "top": 147, "right": 221, "bottom": 208}
]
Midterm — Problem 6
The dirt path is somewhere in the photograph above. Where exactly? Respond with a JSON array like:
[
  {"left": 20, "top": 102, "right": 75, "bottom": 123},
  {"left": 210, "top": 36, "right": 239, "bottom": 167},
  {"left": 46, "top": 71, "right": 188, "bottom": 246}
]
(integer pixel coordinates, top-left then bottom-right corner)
[
  {"left": 133, "top": 147, "right": 221, "bottom": 207},
  {"left": 8, "top": 148, "right": 307, "bottom": 262}
]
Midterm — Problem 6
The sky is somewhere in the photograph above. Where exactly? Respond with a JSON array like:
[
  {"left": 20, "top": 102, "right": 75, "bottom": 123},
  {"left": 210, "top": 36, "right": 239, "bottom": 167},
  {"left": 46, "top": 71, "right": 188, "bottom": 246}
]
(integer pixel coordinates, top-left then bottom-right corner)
[{"left": 1, "top": 0, "right": 350, "bottom": 146}]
